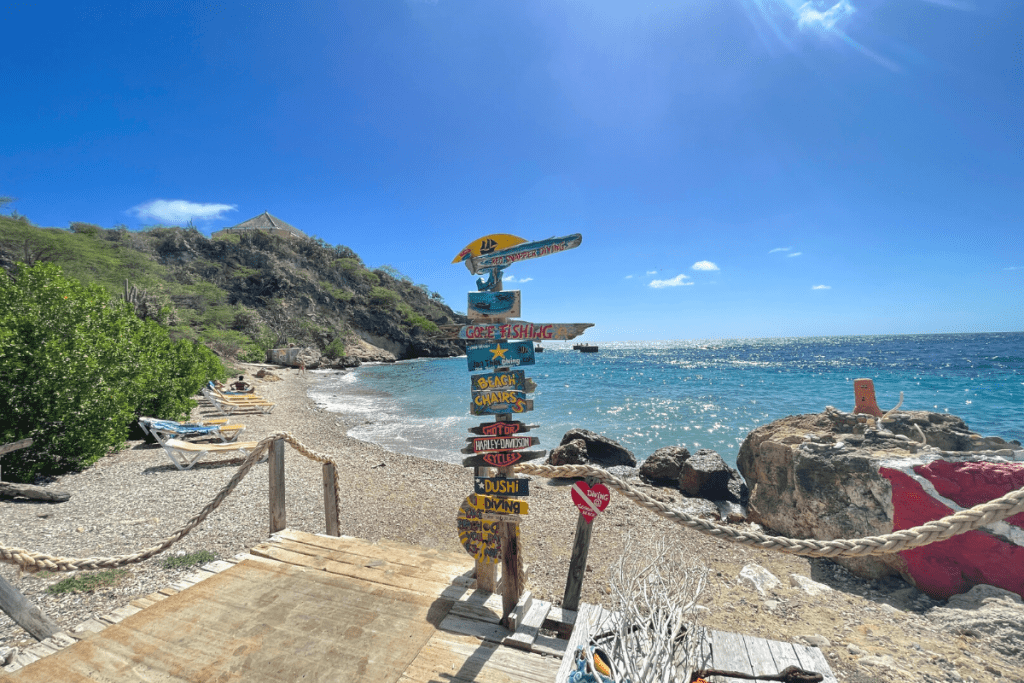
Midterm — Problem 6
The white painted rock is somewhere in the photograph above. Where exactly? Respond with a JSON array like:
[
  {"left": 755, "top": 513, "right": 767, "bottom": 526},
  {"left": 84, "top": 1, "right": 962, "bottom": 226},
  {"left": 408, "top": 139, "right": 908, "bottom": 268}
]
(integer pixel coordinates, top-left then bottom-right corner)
[
  {"left": 738, "top": 563, "right": 781, "bottom": 596},
  {"left": 789, "top": 573, "right": 833, "bottom": 597}
]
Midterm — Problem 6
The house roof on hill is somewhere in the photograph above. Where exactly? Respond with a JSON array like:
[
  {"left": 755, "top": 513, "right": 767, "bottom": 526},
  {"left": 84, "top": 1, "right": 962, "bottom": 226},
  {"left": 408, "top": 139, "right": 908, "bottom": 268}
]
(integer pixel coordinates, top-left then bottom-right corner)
[{"left": 225, "top": 212, "right": 307, "bottom": 238}]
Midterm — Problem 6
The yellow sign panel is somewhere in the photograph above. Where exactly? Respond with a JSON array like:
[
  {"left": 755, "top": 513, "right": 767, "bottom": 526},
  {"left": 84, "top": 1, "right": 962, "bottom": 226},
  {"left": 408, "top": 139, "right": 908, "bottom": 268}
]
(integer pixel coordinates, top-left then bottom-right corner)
[
  {"left": 470, "top": 494, "right": 529, "bottom": 516},
  {"left": 456, "top": 495, "right": 519, "bottom": 564},
  {"left": 452, "top": 234, "right": 527, "bottom": 264}
]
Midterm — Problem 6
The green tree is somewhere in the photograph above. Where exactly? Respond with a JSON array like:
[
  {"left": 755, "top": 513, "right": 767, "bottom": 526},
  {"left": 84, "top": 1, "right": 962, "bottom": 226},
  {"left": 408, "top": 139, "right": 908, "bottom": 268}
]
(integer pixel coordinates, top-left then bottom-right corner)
[{"left": 0, "top": 263, "right": 223, "bottom": 481}]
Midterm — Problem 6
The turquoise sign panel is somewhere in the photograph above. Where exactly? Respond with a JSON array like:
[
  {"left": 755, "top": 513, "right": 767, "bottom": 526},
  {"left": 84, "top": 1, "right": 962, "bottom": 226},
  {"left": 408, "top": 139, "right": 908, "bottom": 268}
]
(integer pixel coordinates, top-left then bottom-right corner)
[
  {"left": 471, "top": 370, "right": 527, "bottom": 394},
  {"left": 466, "top": 341, "right": 535, "bottom": 372}
]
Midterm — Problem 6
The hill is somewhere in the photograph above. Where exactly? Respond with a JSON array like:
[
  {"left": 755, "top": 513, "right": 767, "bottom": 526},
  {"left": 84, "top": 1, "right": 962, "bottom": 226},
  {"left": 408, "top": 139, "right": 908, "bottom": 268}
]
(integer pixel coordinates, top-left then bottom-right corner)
[{"left": 0, "top": 216, "right": 466, "bottom": 365}]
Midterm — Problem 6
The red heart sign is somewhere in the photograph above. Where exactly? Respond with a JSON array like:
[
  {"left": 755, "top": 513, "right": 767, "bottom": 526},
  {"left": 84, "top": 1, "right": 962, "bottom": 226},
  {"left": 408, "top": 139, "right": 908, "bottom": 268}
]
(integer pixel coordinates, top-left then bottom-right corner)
[{"left": 571, "top": 481, "right": 611, "bottom": 523}]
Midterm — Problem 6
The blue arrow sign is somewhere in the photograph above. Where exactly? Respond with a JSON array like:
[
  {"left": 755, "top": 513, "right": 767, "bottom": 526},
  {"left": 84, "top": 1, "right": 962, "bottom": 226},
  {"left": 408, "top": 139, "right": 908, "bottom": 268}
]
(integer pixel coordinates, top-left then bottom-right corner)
[{"left": 466, "top": 341, "right": 536, "bottom": 372}]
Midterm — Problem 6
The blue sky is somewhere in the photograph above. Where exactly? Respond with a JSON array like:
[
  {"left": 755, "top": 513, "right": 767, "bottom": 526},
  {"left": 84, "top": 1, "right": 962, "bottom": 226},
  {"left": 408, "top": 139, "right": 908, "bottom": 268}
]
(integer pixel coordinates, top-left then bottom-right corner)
[{"left": 2, "top": 0, "right": 1021, "bottom": 341}]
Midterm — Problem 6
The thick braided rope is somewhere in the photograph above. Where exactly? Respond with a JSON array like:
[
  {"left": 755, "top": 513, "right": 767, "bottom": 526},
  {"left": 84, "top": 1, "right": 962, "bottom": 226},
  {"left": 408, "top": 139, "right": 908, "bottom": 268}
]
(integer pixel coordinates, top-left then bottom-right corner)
[
  {"left": 514, "top": 463, "right": 1024, "bottom": 558},
  {"left": 0, "top": 433, "right": 341, "bottom": 573}
]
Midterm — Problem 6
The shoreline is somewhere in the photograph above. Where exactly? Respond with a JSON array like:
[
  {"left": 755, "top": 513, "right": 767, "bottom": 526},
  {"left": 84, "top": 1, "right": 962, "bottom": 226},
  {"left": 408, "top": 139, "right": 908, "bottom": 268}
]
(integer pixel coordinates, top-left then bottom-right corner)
[{"left": 3, "top": 365, "right": 1021, "bottom": 680}]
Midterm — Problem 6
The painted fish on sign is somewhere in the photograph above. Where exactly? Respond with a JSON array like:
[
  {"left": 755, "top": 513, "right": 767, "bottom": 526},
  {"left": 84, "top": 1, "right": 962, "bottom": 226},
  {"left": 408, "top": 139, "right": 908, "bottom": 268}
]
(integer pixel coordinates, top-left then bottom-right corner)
[
  {"left": 470, "top": 391, "right": 532, "bottom": 416},
  {"left": 467, "top": 290, "right": 521, "bottom": 321},
  {"left": 465, "top": 233, "right": 582, "bottom": 274},
  {"left": 466, "top": 341, "right": 535, "bottom": 372},
  {"left": 471, "top": 495, "right": 530, "bottom": 516},
  {"left": 468, "top": 421, "right": 537, "bottom": 436},
  {"left": 474, "top": 477, "right": 530, "bottom": 497},
  {"left": 462, "top": 435, "right": 540, "bottom": 454},
  {"left": 458, "top": 322, "right": 594, "bottom": 341}
]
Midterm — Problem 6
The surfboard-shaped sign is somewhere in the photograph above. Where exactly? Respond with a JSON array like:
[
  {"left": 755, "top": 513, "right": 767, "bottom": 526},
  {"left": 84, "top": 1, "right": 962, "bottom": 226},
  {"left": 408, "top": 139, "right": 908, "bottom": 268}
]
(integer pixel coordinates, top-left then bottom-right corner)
[
  {"left": 453, "top": 234, "right": 527, "bottom": 264},
  {"left": 462, "top": 450, "right": 546, "bottom": 468},
  {"left": 471, "top": 495, "right": 529, "bottom": 516},
  {"left": 474, "top": 477, "right": 530, "bottom": 497},
  {"left": 468, "top": 421, "right": 537, "bottom": 436},
  {"left": 466, "top": 341, "right": 535, "bottom": 372},
  {"left": 462, "top": 435, "right": 540, "bottom": 454},
  {"left": 468, "top": 290, "right": 521, "bottom": 321},
  {"left": 465, "top": 233, "right": 582, "bottom": 274},
  {"left": 455, "top": 322, "right": 594, "bottom": 341},
  {"left": 470, "top": 392, "right": 533, "bottom": 416}
]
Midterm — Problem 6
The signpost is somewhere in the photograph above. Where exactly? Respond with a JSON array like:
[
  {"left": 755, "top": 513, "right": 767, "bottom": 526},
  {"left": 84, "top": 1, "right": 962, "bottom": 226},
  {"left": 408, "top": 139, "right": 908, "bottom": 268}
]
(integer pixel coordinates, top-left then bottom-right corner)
[
  {"left": 463, "top": 434, "right": 540, "bottom": 454},
  {"left": 451, "top": 231, "right": 591, "bottom": 625},
  {"left": 466, "top": 341, "right": 536, "bottom": 372},
  {"left": 451, "top": 322, "right": 594, "bottom": 341},
  {"left": 468, "top": 290, "right": 521, "bottom": 321},
  {"left": 461, "top": 450, "right": 546, "bottom": 468}
]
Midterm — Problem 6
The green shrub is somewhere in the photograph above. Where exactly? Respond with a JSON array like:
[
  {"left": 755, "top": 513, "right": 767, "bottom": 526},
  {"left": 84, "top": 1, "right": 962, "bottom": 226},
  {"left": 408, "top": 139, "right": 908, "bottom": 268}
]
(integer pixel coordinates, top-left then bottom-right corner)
[
  {"left": 405, "top": 312, "right": 439, "bottom": 334},
  {"left": 323, "top": 337, "right": 346, "bottom": 359},
  {"left": 46, "top": 569, "right": 126, "bottom": 595},
  {"left": 369, "top": 286, "right": 400, "bottom": 309},
  {"left": 161, "top": 550, "right": 216, "bottom": 570},
  {"left": 0, "top": 263, "right": 224, "bottom": 482}
]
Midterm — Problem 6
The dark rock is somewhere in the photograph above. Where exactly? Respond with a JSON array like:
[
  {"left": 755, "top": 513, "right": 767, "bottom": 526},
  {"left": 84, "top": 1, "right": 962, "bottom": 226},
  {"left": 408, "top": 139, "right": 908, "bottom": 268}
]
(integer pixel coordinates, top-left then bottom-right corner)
[
  {"left": 639, "top": 446, "right": 691, "bottom": 484},
  {"left": 558, "top": 429, "right": 636, "bottom": 468},
  {"left": 678, "top": 449, "right": 742, "bottom": 501},
  {"left": 549, "top": 439, "right": 588, "bottom": 466}
]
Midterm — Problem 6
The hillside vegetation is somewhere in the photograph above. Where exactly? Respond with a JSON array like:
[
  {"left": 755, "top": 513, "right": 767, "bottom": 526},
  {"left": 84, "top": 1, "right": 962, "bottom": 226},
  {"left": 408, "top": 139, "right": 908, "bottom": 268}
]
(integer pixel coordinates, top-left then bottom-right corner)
[{"left": 0, "top": 215, "right": 466, "bottom": 363}]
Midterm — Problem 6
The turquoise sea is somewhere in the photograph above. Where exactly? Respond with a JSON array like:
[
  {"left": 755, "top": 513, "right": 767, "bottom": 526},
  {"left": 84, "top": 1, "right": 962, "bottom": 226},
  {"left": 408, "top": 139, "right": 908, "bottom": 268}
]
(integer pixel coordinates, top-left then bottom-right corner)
[{"left": 309, "top": 333, "right": 1024, "bottom": 469}]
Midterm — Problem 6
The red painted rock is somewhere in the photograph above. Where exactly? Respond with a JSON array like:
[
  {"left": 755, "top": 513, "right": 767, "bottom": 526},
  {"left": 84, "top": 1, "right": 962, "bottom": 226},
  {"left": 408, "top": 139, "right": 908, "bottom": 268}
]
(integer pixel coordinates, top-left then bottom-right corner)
[
  {"left": 571, "top": 481, "right": 611, "bottom": 523},
  {"left": 738, "top": 409, "right": 1024, "bottom": 599}
]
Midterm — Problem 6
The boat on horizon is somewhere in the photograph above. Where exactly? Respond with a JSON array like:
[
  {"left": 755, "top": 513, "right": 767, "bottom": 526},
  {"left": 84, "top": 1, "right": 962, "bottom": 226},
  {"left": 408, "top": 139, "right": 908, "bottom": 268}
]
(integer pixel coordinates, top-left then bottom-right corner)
[{"left": 573, "top": 343, "right": 598, "bottom": 353}]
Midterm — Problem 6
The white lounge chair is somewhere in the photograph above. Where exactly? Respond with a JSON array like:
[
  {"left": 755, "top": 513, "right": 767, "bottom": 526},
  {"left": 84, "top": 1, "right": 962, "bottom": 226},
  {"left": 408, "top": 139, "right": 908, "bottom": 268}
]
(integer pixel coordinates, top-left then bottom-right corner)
[
  {"left": 200, "top": 388, "right": 276, "bottom": 415},
  {"left": 138, "top": 417, "right": 245, "bottom": 445},
  {"left": 159, "top": 438, "right": 261, "bottom": 470}
]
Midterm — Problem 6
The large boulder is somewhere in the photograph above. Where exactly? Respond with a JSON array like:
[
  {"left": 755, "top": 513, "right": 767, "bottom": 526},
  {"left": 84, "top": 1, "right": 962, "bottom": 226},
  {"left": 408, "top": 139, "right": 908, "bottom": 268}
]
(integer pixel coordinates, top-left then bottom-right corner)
[
  {"left": 548, "top": 438, "right": 588, "bottom": 466},
  {"left": 639, "top": 446, "right": 691, "bottom": 483},
  {"left": 558, "top": 429, "right": 636, "bottom": 468},
  {"left": 737, "top": 407, "right": 1024, "bottom": 599},
  {"left": 926, "top": 584, "right": 1024, "bottom": 658},
  {"left": 679, "top": 448, "right": 746, "bottom": 503}
]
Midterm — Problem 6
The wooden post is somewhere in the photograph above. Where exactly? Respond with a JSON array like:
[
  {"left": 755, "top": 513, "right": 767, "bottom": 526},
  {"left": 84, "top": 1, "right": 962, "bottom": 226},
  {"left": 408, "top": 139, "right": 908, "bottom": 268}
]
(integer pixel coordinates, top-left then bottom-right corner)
[
  {"left": 269, "top": 438, "right": 286, "bottom": 534},
  {"left": 322, "top": 462, "right": 340, "bottom": 537},
  {"left": 562, "top": 476, "right": 598, "bottom": 612},
  {"left": 498, "top": 463, "right": 524, "bottom": 624},
  {"left": 0, "top": 574, "right": 59, "bottom": 642}
]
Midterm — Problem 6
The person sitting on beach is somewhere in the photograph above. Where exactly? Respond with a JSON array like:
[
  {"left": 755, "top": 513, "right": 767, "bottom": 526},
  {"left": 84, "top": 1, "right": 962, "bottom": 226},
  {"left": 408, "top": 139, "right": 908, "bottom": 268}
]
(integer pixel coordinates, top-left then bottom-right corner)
[{"left": 230, "top": 375, "right": 253, "bottom": 392}]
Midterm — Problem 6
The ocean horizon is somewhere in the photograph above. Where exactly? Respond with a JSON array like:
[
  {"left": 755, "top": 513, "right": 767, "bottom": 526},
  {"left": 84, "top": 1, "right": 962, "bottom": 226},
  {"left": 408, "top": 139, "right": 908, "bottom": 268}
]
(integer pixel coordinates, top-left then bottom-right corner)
[{"left": 309, "top": 332, "right": 1024, "bottom": 469}]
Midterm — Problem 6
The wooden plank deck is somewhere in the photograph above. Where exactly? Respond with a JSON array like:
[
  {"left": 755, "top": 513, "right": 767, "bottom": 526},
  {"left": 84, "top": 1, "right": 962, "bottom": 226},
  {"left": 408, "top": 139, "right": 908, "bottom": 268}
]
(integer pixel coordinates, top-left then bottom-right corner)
[
  {"left": 3, "top": 528, "right": 835, "bottom": 683},
  {"left": 4, "top": 529, "right": 561, "bottom": 682}
]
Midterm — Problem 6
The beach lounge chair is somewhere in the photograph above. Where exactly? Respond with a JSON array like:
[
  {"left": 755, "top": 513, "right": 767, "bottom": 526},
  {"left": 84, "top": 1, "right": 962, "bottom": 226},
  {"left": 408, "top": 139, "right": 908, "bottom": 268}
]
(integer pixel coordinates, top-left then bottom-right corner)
[
  {"left": 159, "top": 438, "right": 261, "bottom": 470},
  {"left": 201, "top": 389, "right": 276, "bottom": 415},
  {"left": 207, "top": 381, "right": 269, "bottom": 401},
  {"left": 137, "top": 417, "right": 245, "bottom": 445}
]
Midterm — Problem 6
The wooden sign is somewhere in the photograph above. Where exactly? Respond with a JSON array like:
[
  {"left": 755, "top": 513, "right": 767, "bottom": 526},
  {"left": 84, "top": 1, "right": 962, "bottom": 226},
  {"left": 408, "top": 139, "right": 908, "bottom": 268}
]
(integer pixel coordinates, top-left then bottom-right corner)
[
  {"left": 468, "top": 421, "right": 537, "bottom": 436},
  {"left": 462, "top": 450, "right": 546, "bottom": 468},
  {"left": 468, "top": 290, "right": 521, "bottom": 321},
  {"left": 466, "top": 341, "right": 535, "bottom": 372},
  {"left": 470, "top": 392, "right": 533, "bottom": 416},
  {"left": 471, "top": 370, "right": 527, "bottom": 393},
  {"left": 466, "top": 233, "right": 582, "bottom": 274},
  {"left": 462, "top": 435, "right": 540, "bottom": 454},
  {"left": 453, "top": 234, "right": 527, "bottom": 264},
  {"left": 457, "top": 495, "right": 517, "bottom": 564},
  {"left": 455, "top": 322, "right": 594, "bottom": 341},
  {"left": 471, "top": 494, "right": 529, "bottom": 516},
  {"left": 571, "top": 481, "right": 611, "bottom": 523},
  {"left": 474, "top": 477, "right": 530, "bottom": 497}
]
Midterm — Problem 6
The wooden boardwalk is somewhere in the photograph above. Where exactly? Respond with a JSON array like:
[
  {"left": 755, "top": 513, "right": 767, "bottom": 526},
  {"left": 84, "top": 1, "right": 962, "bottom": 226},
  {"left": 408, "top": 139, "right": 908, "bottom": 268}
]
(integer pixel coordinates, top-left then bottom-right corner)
[{"left": 3, "top": 529, "right": 835, "bottom": 682}]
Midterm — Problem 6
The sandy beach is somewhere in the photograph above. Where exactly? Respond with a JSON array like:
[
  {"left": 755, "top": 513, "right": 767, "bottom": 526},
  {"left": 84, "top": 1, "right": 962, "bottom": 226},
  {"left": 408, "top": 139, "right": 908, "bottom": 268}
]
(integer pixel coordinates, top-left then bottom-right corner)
[{"left": 2, "top": 365, "right": 1019, "bottom": 682}]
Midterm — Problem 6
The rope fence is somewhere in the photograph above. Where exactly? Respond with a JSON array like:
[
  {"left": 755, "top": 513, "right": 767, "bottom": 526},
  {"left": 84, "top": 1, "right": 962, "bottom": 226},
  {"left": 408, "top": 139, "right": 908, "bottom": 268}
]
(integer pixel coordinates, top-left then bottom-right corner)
[{"left": 2, "top": 433, "right": 1023, "bottom": 573}]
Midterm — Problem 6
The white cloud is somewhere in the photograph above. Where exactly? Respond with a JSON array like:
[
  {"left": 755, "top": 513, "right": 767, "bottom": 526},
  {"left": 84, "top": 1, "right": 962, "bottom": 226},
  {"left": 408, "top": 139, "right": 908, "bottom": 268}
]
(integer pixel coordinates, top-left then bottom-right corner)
[
  {"left": 769, "top": 247, "right": 792, "bottom": 254},
  {"left": 812, "top": 284, "right": 831, "bottom": 290},
  {"left": 625, "top": 274, "right": 634, "bottom": 279},
  {"left": 692, "top": 260, "right": 719, "bottom": 271},
  {"left": 130, "top": 199, "right": 237, "bottom": 224},
  {"left": 1004, "top": 266, "right": 1022, "bottom": 271},
  {"left": 788, "top": 252, "right": 803, "bottom": 258},
  {"left": 504, "top": 275, "right": 533, "bottom": 283},
  {"left": 649, "top": 274, "right": 693, "bottom": 289},
  {"left": 646, "top": 270, "right": 658, "bottom": 275},
  {"left": 518, "top": 277, "right": 533, "bottom": 283},
  {"left": 797, "top": 1, "right": 855, "bottom": 31}
]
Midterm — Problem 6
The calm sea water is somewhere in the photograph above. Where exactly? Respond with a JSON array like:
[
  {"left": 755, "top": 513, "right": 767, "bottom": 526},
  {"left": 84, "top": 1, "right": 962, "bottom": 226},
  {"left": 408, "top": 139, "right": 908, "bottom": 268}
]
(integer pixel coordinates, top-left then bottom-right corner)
[{"left": 308, "top": 333, "right": 1024, "bottom": 469}]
